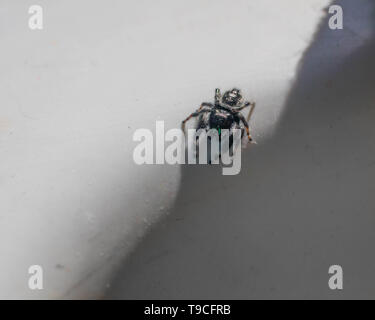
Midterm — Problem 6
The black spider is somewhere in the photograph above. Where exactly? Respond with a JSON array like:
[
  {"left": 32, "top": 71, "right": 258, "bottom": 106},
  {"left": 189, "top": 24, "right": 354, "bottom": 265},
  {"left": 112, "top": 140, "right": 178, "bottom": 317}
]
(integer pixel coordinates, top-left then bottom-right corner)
[{"left": 182, "top": 88, "right": 256, "bottom": 143}]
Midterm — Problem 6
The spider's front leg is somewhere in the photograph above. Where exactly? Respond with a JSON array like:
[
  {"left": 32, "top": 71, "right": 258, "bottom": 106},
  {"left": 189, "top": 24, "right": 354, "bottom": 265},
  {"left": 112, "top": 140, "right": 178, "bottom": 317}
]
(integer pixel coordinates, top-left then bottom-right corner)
[
  {"left": 235, "top": 101, "right": 256, "bottom": 122},
  {"left": 245, "top": 101, "right": 256, "bottom": 122},
  {"left": 236, "top": 112, "right": 256, "bottom": 143},
  {"left": 198, "top": 102, "right": 213, "bottom": 111},
  {"left": 235, "top": 101, "right": 251, "bottom": 111},
  {"left": 181, "top": 104, "right": 212, "bottom": 133}
]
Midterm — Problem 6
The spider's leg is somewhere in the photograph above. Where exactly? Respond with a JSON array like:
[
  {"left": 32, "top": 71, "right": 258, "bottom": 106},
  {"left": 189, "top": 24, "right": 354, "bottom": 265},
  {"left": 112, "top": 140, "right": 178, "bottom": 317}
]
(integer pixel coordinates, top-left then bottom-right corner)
[
  {"left": 181, "top": 106, "right": 211, "bottom": 133},
  {"left": 198, "top": 102, "right": 213, "bottom": 111},
  {"left": 246, "top": 101, "right": 256, "bottom": 122},
  {"left": 234, "top": 101, "right": 250, "bottom": 111},
  {"left": 236, "top": 112, "right": 255, "bottom": 143},
  {"left": 235, "top": 101, "right": 256, "bottom": 121}
]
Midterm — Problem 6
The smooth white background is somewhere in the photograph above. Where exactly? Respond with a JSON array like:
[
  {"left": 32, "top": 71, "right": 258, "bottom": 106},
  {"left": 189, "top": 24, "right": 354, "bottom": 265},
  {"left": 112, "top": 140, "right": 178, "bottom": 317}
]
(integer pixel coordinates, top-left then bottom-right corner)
[{"left": 1, "top": 0, "right": 332, "bottom": 298}]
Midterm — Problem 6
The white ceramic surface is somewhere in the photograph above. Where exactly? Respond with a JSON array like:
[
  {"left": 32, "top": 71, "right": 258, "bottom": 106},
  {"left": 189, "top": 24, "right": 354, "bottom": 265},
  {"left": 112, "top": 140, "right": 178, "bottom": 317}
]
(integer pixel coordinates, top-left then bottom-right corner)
[{"left": 0, "top": 0, "right": 330, "bottom": 298}]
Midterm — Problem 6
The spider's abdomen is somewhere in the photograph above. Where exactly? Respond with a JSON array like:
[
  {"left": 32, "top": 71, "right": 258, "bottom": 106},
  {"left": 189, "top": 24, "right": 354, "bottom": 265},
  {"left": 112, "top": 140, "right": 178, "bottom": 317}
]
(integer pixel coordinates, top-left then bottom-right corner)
[{"left": 209, "top": 109, "right": 234, "bottom": 130}]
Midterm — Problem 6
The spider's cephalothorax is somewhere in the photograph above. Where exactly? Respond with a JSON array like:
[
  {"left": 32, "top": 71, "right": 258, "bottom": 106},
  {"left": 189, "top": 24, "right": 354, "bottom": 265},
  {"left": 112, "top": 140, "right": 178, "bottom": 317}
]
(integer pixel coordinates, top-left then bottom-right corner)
[
  {"left": 182, "top": 88, "right": 256, "bottom": 142},
  {"left": 221, "top": 88, "right": 243, "bottom": 107}
]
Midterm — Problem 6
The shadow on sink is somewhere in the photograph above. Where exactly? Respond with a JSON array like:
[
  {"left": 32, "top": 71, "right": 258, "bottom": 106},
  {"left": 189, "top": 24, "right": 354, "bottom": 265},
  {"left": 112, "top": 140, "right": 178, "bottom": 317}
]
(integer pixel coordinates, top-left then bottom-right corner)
[{"left": 106, "top": 0, "right": 375, "bottom": 299}]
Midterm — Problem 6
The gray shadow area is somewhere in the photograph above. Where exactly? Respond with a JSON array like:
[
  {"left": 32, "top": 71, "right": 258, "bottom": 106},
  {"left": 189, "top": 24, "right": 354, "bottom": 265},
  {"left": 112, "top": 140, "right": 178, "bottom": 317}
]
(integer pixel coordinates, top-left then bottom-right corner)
[{"left": 106, "top": 0, "right": 375, "bottom": 299}]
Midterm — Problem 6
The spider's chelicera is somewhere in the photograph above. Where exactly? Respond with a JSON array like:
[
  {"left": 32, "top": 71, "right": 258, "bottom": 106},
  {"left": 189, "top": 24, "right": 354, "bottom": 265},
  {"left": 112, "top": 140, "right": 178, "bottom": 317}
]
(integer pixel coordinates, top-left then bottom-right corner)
[{"left": 182, "top": 88, "right": 256, "bottom": 143}]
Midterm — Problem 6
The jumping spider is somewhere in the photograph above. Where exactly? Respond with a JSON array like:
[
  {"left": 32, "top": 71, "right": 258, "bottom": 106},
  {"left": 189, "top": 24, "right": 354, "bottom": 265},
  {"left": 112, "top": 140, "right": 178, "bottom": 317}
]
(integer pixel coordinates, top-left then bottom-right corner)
[{"left": 182, "top": 88, "right": 256, "bottom": 143}]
